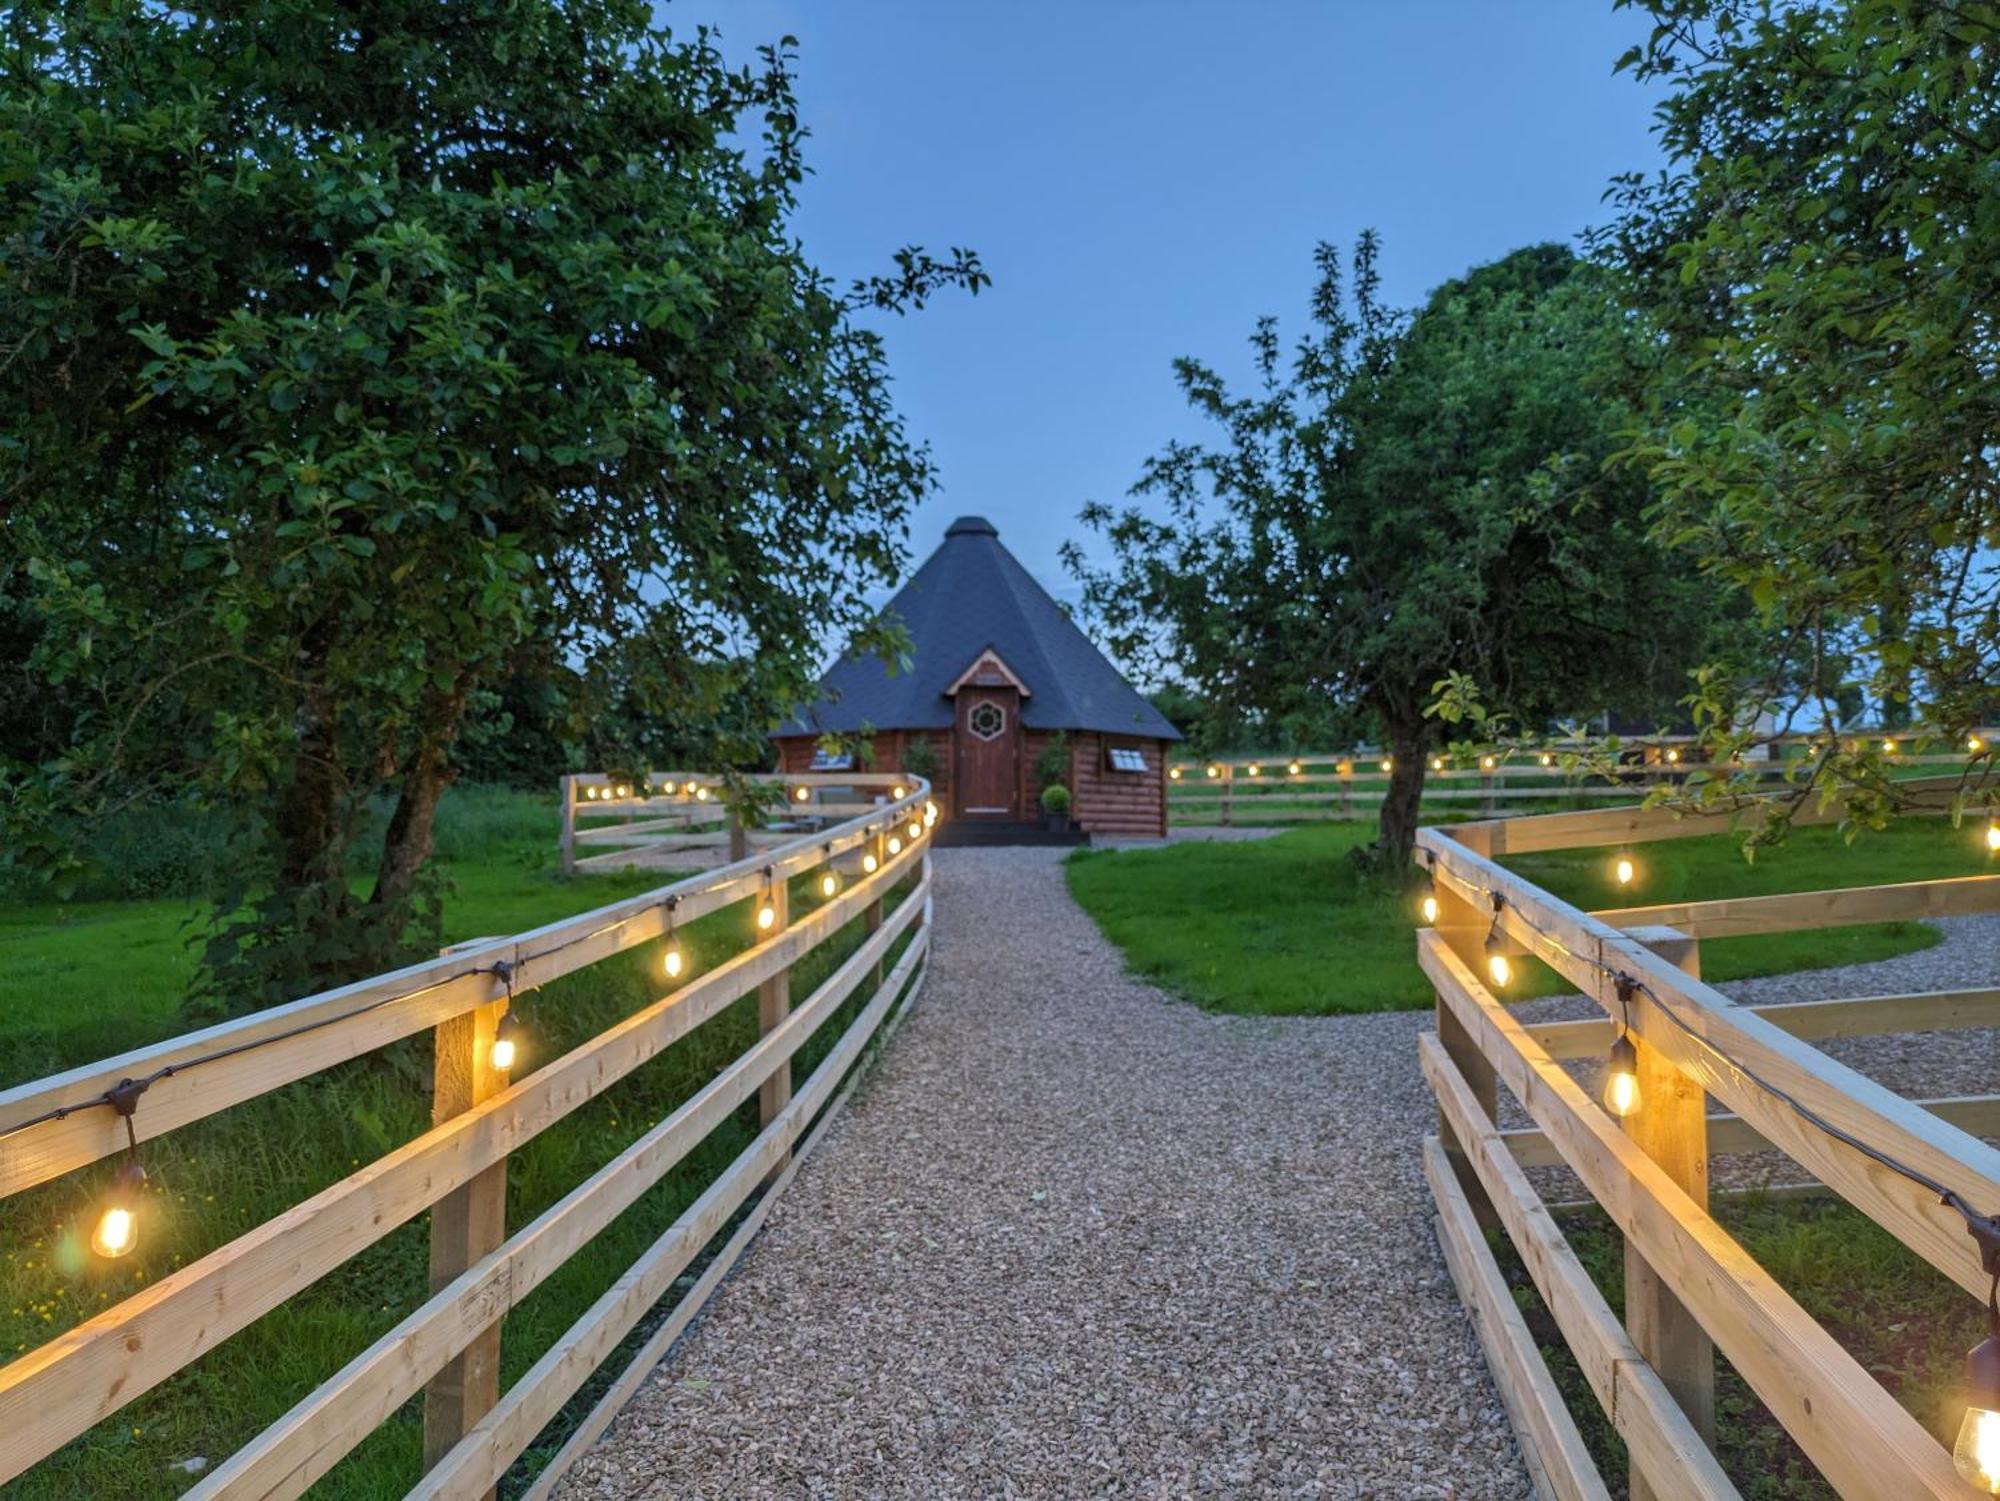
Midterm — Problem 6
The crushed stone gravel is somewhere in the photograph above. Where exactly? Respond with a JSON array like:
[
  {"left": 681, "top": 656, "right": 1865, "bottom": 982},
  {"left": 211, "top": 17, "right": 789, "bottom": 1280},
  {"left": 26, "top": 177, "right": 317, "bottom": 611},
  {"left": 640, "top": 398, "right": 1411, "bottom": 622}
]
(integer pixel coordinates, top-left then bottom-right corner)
[{"left": 554, "top": 846, "right": 1532, "bottom": 1501}]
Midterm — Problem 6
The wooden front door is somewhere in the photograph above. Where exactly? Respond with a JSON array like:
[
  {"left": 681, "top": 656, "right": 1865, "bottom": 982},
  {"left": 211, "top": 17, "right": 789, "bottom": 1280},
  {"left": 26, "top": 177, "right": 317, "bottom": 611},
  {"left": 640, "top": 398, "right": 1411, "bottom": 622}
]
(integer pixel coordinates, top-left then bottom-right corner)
[{"left": 954, "top": 688, "right": 1020, "bottom": 819}]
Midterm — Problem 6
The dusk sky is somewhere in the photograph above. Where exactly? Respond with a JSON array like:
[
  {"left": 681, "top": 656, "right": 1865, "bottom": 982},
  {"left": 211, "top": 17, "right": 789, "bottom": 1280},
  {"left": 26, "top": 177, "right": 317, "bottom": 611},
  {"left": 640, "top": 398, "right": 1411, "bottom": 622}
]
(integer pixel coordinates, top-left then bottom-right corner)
[{"left": 668, "top": 2, "right": 1668, "bottom": 610}]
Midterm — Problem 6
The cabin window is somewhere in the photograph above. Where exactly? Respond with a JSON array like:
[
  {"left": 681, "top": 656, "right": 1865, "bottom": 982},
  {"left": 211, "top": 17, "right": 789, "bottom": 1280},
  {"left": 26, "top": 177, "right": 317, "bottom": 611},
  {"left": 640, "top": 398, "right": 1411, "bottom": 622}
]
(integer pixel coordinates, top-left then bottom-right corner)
[
  {"left": 968, "top": 701, "right": 1006, "bottom": 740},
  {"left": 1106, "top": 746, "right": 1147, "bottom": 774}
]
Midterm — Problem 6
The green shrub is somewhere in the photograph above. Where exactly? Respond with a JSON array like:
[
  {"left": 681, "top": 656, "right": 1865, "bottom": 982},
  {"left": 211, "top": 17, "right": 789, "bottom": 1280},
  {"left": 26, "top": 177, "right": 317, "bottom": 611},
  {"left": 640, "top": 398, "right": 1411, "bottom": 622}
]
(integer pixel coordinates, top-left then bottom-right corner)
[
  {"left": 899, "top": 736, "right": 941, "bottom": 782},
  {"left": 1040, "top": 782, "right": 1071, "bottom": 815},
  {"left": 1033, "top": 732, "right": 1070, "bottom": 791}
]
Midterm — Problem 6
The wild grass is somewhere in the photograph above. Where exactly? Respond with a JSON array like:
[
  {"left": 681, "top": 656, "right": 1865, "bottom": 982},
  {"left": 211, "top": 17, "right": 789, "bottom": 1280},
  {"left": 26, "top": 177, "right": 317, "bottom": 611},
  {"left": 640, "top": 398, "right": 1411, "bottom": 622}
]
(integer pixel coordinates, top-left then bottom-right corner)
[
  {"left": 1063, "top": 818, "right": 1986, "bottom": 1016},
  {"left": 0, "top": 784, "right": 919, "bottom": 1498}
]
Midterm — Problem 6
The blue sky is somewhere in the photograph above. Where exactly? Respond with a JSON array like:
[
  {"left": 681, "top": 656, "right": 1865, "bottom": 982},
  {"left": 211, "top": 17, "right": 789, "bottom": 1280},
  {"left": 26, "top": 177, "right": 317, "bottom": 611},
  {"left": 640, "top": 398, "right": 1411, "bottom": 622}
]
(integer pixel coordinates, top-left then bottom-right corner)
[{"left": 666, "top": 2, "right": 1666, "bottom": 605}]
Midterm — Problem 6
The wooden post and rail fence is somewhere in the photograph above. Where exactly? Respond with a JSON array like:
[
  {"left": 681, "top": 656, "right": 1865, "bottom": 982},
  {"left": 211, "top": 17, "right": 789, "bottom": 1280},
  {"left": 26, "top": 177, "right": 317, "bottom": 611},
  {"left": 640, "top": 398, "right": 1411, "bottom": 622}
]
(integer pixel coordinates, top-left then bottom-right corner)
[
  {"left": 1169, "top": 730, "right": 1996, "bottom": 828},
  {"left": 0, "top": 773, "right": 935, "bottom": 1498},
  {"left": 1418, "top": 776, "right": 2000, "bottom": 1499}
]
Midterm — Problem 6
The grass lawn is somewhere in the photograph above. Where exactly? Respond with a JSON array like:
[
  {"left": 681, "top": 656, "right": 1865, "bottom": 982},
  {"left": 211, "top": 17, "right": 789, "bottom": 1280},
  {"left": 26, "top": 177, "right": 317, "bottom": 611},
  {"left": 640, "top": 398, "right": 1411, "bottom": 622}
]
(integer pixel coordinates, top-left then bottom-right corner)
[
  {"left": 0, "top": 785, "right": 917, "bottom": 1498},
  {"left": 1500, "top": 1195, "right": 1983, "bottom": 1500},
  {"left": 1064, "top": 818, "right": 1993, "bottom": 1016}
]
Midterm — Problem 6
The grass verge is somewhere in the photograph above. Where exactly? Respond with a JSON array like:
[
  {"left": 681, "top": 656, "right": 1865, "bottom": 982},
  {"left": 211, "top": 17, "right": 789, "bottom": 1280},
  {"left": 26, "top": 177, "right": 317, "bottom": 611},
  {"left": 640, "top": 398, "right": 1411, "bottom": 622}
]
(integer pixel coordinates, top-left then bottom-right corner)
[{"left": 1063, "top": 819, "right": 1985, "bottom": 1016}]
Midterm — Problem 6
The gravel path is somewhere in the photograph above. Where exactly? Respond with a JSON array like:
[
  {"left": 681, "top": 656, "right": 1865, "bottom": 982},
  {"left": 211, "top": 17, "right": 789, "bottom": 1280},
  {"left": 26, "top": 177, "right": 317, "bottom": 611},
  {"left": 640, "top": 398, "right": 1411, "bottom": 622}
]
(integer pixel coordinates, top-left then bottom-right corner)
[{"left": 555, "top": 847, "right": 1530, "bottom": 1501}]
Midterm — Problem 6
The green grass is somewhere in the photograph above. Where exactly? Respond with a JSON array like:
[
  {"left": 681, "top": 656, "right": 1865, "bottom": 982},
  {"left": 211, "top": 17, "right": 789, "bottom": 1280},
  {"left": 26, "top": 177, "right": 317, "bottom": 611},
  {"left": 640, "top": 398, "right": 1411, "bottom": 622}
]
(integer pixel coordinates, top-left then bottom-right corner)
[
  {"left": 0, "top": 785, "right": 917, "bottom": 1498},
  {"left": 1494, "top": 1195, "right": 1982, "bottom": 1499},
  {"left": 1065, "top": 817, "right": 1991, "bottom": 1016}
]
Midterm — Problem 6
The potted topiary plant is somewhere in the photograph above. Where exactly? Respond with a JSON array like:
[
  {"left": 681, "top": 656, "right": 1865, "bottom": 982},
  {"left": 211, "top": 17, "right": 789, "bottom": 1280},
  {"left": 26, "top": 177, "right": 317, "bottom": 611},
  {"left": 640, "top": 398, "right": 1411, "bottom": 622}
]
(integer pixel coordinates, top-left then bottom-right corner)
[{"left": 1040, "top": 781, "right": 1072, "bottom": 833}]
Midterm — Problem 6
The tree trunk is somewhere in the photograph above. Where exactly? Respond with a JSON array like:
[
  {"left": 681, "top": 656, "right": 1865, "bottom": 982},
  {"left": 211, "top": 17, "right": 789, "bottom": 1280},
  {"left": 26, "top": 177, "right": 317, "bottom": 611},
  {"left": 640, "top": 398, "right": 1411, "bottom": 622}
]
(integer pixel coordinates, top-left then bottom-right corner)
[
  {"left": 371, "top": 686, "right": 467, "bottom": 913},
  {"left": 1374, "top": 725, "right": 1431, "bottom": 873}
]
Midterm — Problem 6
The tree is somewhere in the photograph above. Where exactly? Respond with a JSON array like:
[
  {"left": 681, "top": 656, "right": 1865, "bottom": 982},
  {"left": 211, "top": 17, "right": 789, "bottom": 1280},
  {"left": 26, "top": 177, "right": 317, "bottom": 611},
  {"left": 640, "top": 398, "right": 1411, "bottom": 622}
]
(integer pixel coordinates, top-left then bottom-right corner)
[
  {"left": 1069, "top": 239, "right": 1718, "bottom": 869},
  {"left": 1600, "top": 0, "right": 2000, "bottom": 825},
  {"left": 0, "top": 3, "right": 983, "bottom": 1010}
]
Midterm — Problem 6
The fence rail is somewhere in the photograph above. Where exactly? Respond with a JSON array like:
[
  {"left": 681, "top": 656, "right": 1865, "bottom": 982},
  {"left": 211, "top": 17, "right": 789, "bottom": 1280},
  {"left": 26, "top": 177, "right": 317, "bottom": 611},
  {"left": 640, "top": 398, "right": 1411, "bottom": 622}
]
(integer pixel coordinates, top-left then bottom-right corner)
[
  {"left": 1168, "top": 732, "right": 1996, "bottom": 826},
  {"left": 1417, "top": 784, "right": 2000, "bottom": 1498},
  {"left": 0, "top": 774, "right": 935, "bottom": 1497}
]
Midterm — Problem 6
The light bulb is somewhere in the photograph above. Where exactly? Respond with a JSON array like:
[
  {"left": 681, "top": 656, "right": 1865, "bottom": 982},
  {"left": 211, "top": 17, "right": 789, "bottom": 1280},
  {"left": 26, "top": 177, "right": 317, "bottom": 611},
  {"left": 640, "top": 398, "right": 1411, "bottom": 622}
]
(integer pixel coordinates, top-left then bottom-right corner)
[
  {"left": 1539, "top": 753, "right": 1554, "bottom": 767},
  {"left": 1481, "top": 756, "right": 1495, "bottom": 771},
  {"left": 584, "top": 786, "right": 598, "bottom": 800},
  {"left": 1955, "top": 1337, "right": 2000, "bottom": 1493},
  {"left": 617, "top": 784, "right": 631, "bottom": 798},
  {"left": 1431, "top": 757, "right": 1445, "bottom": 772},
  {"left": 794, "top": 786, "right": 810, "bottom": 802},
  {"left": 924, "top": 802, "right": 938, "bottom": 826},
  {"left": 907, "top": 820, "right": 922, "bottom": 841},
  {"left": 89, "top": 1159, "right": 147, "bottom": 1260},
  {"left": 1987, "top": 821, "right": 2000, "bottom": 854},
  {"left": 491, "top": 1011, "right": 523, "bottom": 1073},
  {"left": 1603, "top": 1035, "right": 1641, "bottom": 1118},
  {"left": 863, "top": 852, "right": 879, "bottom": 873},
  {"left": 757, "top": 900, "right": 776, "bottom": 932},
  {"left": 888, "top": 836, "right": 903, "bottom": 855},
  {"left": 1207, "top": 765, "right": 1220, "bottom": 778},
  {"left": 1881, "top": 738, "right": 1896, "bottom": 755},
  {"left": 1664, "top": 749, "right": 1679, "bottom": 765},
  {"left": 1248, "top": 764, "right": 1260, "bottom": 777},
  {"left": 1420, "top": 892, "right": 1439, "bottom": 925},
  {"left": 1971, "top": 735, "right": 1987, "bottom": 754},
  {"left": 892, "top": 783, "right": 906, "bottom": 799},
  {"left": 1337, "top": 762, "right": 1351, "bottom": 776},
  {"left": 820, "top": 871, "right": 839, "bottom": 898},
  {"left": 695, "top": 786, "right": 709, "bottom": 801},
  {"left": 1289, "top": 761, "right": 1302, "bottom": 776},
  {"left": 1613, "top": 854, "right": 1635, "bottom": 887},
  {"left": 1170, "top": 767, "right": 1183, "bottom": 780},
  {"left": 664, "top": 945, "right": 684, "bottom": 979},
  {"left": 490, "top": 1035, "right": 517, "bottom": 1072},
  {"left": 1379, "top": 758, "right": 1392, "bottom": 772},
  {"left": 1486, "top": 951, "right": 1512, "bottom": 988}
]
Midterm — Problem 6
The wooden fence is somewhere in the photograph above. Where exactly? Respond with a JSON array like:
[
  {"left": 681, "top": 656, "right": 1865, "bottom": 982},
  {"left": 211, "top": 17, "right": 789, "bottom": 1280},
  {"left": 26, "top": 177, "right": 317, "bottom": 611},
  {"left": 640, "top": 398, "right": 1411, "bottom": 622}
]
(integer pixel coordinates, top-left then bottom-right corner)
[
  {"left": 1169, "top": 732, "right": 1994, "bottom": 827},
  {"left": 0, "top": 773, "right": 936, "bottom": 1497},
  {"left": 1417, "top": 777, "right": 2000, "bottom": 1499},
  {"left": 558, "top": 770, "right": 924, "bottom": 873}
]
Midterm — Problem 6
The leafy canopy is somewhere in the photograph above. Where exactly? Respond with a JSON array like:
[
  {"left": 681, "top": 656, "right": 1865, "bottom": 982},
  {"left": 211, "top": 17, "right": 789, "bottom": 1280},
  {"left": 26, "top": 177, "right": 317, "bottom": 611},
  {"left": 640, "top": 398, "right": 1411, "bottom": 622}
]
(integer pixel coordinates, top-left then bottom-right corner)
[{"left": 0, "top": 2, "right": 984, "bottom": 1008}]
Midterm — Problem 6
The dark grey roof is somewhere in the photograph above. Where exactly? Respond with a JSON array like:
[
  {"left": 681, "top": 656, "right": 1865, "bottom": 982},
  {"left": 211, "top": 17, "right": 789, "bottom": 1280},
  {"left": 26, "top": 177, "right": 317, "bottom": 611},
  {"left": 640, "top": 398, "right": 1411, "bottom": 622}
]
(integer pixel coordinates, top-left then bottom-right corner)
[{"left": 778, "top": 516, "right": 1181, "bottom": 741}]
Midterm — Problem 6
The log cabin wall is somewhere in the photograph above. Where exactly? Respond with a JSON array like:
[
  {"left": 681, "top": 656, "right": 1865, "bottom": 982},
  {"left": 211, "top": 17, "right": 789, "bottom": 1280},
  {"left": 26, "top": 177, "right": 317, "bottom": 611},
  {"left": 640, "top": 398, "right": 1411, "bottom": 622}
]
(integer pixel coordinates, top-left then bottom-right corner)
[
  {"left": 1068, "top": 732, "right": 1168, "bottom": 838},
  {"left": 774, "top": 731, "right": 953, "bottom": 806}
]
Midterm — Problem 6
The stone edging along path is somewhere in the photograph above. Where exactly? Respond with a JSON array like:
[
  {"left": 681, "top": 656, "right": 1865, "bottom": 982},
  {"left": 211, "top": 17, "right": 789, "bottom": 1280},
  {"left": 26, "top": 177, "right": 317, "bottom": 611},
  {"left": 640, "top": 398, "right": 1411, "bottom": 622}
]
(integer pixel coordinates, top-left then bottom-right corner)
[{"left": 556, "top": 846, "right": 1532, "bottom": 1501}]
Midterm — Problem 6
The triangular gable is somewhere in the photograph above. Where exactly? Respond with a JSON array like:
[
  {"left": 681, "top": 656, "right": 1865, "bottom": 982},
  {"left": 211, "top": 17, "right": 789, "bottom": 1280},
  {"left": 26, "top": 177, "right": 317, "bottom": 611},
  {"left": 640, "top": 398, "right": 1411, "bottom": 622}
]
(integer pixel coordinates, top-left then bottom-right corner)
[{"left": 944, "top": 647, "right": 1031, "bottom": 697}]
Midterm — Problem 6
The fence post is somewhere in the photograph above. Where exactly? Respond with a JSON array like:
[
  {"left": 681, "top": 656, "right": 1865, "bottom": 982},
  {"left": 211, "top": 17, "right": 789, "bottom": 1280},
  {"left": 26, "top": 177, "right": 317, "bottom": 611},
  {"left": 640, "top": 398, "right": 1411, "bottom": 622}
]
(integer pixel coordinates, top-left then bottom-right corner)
[
  {"left": 757, "top": 871, "right": 792, "bottom": 1183},
  {"left": 558, "top": 774, "right": 577, "bottom": 876},
  {"left": 1431, "top": 824, "right": 1500, "bottom": 1227},
  {"left": 729, "top": 808, "right": 748, "bottom": 864},
  {"left": 867, "top": 825, "right": 887, "bottom": 993},
  {"left": 1480, "top": 766, "right": 1497, "bottom": 818},
  {"left": 1624, "top": 924, "right": 1715, "bottom": 1498},
  {"left": 1220, "top": 763, "right": 1234, "bottom": 826},
  {"left": 422, "top": 953, "right": 509, "bottom": 1489}
]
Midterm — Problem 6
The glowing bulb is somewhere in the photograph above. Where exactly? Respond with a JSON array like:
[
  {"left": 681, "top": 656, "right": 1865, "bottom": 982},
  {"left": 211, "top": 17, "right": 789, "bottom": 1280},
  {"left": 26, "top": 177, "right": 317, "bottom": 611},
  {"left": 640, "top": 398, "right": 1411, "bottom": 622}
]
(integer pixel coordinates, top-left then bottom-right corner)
[
  {"left": 1603, "top": 1035, "right": 1641, "bottom": 1117},
  {"left": 664, "top": 945, "right": 684, "bottom": 979},
  {"left": 1539, "top": 753, "right": 1554, "bottom": 767},
  {"left": 907, "top": 820, "right": 922, "bottom": 841},
  {"left": 1613, "top": 854, "right": 1635, "bottom": 887},
  {"left": 617, "top": 784, "right": 631, "bottom": 798},
  {"left": 1881, "top": 738, "right": 1896, "bottom": 755},
  {"left": 1420, "top": 892, "right": 1439, "bottom": 925},
  {"left": 1170, "top": 767, "right": 1183, "bottom": 780},
  {"left": 924, "top": 801, "right": 938, "bottom": 826},
  {"left": 1247, "top": 764, "right": 1260, "bottom": 777},
  {"left": 1486, "top": 951, "right": 1512, "bottom": 989},
  {"left": 892, "top": 783, "right": 907, "bottom": 799},
  {"left": 1207, "top": 765, "right": 1220, "bottom": 779},
  {"left": 863, "top": 851, "right": 879, "bottom": 873},
  {"left": 1971, "top": 735, "right": 1987, "bottom": 754},
  {"left": 1987, "top": 821, "right": 2000, "bottom": 854},
  {"left": 490, "top": 1011, "right": 523, "bottom": 1073},
  {"left": 584, "top": 786, "right": 598, "bottom": 800},
  {"left": 757, "top": 900, "right": 776, "bottom": 932},
  {"left": 1481, "top": 755, "right": 1497, "bottom": 771},
  {"left": 888, "top": 836, "right": 903, "bottom": 855},
  {"left": 1379, "top": 758, "right": 1393, "bottom": 772},
  {"left": 1289, "top": 761, "right": 1302, "bottom": 776},
  {"left": 820, "top": 871, "right": 839, "bottom": 898},
  {"left": 1337, "top": 762, "right": 1351, "bottom": 776},
  {"left": 695, "top": 786, "right": 709, "bottom": 801},
  {"left": 1954, "top": 1336, "right": 2000, "bottom": 1492},
  {"left": 91, "top": 1205, "right": 136, "bottom": 1260},
  {"left": 1664, "top": 749, "right": 1679, "bottom": 765},
  {"left": 794, "top": 786, "right": 810, "bottom": 802},
  {"left": 1431, "top": 756, "right": 1445, "bottom": 772}
]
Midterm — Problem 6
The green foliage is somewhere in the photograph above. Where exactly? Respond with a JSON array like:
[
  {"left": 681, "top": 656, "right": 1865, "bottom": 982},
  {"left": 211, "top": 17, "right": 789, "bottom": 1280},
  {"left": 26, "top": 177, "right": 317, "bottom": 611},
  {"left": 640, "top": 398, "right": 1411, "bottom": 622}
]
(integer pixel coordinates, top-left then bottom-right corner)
[
  {"left": 0, "top": 4, "right": 982, "bottom": 1011},
  {"left": 897, "top": 736, "right": 941, "bottom": 782},
  {"left": 1070, "top": 239, "right": 1722, "bottom": 868},
  {"left": 1601, "top": 0, "right": 2000, "bottom": 825},
  {"left": 1032, "top": 731, "right": 1071, "bottom": 792},
  {"left": 1039, "top": 782, "right": 1071, "bottom": 815}
]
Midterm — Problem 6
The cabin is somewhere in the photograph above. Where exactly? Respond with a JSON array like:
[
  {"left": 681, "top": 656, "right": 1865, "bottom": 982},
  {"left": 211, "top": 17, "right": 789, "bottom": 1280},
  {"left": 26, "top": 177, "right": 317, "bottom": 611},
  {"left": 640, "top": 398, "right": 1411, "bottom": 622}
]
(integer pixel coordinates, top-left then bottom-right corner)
[{"left": 773, "top": 515, "right": 1181, "bottom": 839}]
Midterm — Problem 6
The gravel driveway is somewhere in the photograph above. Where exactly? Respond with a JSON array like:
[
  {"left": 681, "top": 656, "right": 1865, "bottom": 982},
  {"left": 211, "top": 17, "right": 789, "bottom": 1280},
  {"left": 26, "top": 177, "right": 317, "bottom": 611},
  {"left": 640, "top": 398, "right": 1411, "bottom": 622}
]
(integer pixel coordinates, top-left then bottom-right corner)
[{"left": 554, "top": 846, "right": 1530, "bottom": 1501}]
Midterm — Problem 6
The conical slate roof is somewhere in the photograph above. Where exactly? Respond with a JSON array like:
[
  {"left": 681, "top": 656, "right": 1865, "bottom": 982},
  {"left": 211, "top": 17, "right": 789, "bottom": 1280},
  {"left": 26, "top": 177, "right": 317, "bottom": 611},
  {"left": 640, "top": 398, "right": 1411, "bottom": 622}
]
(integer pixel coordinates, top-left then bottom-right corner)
[{"left": 779, "top": 516, "right": 1181, "bottom": 740}]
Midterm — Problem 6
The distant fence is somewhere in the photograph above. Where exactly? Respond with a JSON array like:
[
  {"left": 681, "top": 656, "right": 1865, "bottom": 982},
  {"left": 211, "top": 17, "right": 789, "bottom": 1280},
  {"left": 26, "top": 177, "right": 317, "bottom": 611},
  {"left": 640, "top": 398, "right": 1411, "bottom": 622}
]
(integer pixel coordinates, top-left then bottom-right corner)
[
  {"left": 0, "top": 774, "right": 935, "bottom": 1497},
  {"left": 1170, "top": 730, "right": 1996, "bottom": 827},
  {"left": 559, "top": 770, "right": 928, "bottom": 874},
  {"left": 1417, "top": 777, "right": 2000, "bottom": 1499}
]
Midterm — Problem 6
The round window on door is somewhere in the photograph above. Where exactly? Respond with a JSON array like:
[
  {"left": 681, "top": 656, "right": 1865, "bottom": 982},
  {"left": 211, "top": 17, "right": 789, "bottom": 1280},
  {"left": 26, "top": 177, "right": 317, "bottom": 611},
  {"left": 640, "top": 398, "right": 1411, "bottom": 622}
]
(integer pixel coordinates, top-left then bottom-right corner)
[{"left": 967, "top": 701, "right": 1006, "bottom": 740}]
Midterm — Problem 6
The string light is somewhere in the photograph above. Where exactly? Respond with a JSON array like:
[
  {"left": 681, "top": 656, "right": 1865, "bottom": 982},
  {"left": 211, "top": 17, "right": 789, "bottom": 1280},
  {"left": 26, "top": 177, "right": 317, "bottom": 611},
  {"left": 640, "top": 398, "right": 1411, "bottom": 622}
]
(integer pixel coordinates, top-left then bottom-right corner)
[
  {"left": 1431, "top": 756, "right": 1446, "bottom": 772},
  {"left": 892, "top": 783, "right": 907, "bottom": 799},
  {"left": 1207, "top": 765, "right": 1221, "bottom": 778},
  {"left": 583, "top": 786, "right": 599, "bottom": 801},
  {"left": 863, "top": 845, "right": 880, "bottom": 873},
  {"left": 1882, "top": 738, "right": 1897, "bottom": 755},
  {"left": 1171, "top": 767, "right": 1183, "bottom": 780},
  {"left": 888, "top": 835, "right": 903, "bottom": 855},
  {"left": 695, "top": 786, "right": 710, "bottom": 801},
  {"left": 1419, "top": 853, "right": 1440, "bottom": 926},
  {"left": 490, "top": 1009, "right": 523, "bottom": 1073},
  {"left": 1481, "top": 755, "right": 1497, "bottom": 771},
  {"left": 1540, "top": 753, "right": 1555, "bottom": 767},
  {"left": 756, "top": 869, "right": 778, "bottom": 932},
  {"left": 1248, "top": 763, "right": 1261, "bottom": 777},
  {"left": 1483, "top": 894, "right": 1512, "bottom": 989},
  {"left": 1288, "top": 761, "right": 1302, "bottom": 776},
  {"left": 906, "top": 819, "right": 922, "bottom": 842},
  {"left": 794, "top": 786, "right": 810, "bottom": 803},
  {"left": 1602, "top": 976, "right": 1641, "bottom": 1118},
  {"left": 1958, "top": 1224, "right": 2000, "bottom": 1493},
  {"left": 924, "top": 800, "right": 938, "bottom": 826},
  {"left": 1972, "top": 735, "right": 1988, "bottom": 754},
  {"left": 820, "top": 870, "right": 840, "bottom": 898},
  {"left": 616, "top": 784, "right": 632, "bottom": 798},
  {"left": 1380, "top": 757, "right": 1393, "bottom": 773},
  {"left": 89, "top": 1079, "right": 149, "bottom": 1260},
  {"left": 662, "top": 896, "right": 684, "bottom": 980},
  {"left": 1612, "top": 853, "right": 1636, "bottom": 887},
  {"left": 1337, "top": 761, "right": 1352, "bottom": 776},
  {"left": 1664, "top": 749, "right": 1680, "bottom": 766},
  {"left": 1988, "top": 821, "right": 2000, "bottom": 855}
]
